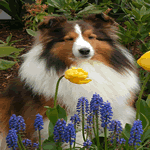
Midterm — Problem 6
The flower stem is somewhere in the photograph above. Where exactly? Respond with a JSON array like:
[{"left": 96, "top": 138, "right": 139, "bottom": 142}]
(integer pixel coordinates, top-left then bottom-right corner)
[
  {"left": 73, "top": 124, "right": 76, "bottom": 149},
  {"left": 38, "top": 130, "right": 41, "bottom": 150},
  {"left": 96, "top": 113, "right": 100, "bottom": 149},
  {"left": 18, "top": 134, "right": 26, "bottom": 150},
  {"left": 104, "top": 126, "right": 108, "bottom": 150},
  {"left": 82, "top": 113, "right": 86, "bottom": 141},
  {"left": 17, "top": 140, "right": 22, "bottom": 149},
  {"left": 54, "top": 75, "right": 64, "bottom": 108},
  {"left": 92, "top": 115, "right": 96, "bottom": 139},
  {"left": 70, "top": 143, "right": 72, "bottom": 150},
  {"left": 136, "top": 72, "right": 150, "bottom": 120},
  {"left": 137, "top": 139, "right": 150, "bottom": 150}
]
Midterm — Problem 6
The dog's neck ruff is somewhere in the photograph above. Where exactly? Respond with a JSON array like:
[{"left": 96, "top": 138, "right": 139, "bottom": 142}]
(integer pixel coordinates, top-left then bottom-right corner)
[{"left": 19, "top": 44, "right": 140, "bottom": 103}]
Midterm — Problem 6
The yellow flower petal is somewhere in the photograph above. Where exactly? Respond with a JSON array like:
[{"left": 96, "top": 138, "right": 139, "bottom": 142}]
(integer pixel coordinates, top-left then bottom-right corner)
[
  {"left": 137, "top": 51, "right": 150, "bottom": 71},
  {"left": 65, "top": 67, "right": 92, "bottom": 84}
]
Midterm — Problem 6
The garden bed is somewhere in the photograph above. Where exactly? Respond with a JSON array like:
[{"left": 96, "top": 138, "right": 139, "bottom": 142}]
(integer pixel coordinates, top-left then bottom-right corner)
[{"left": 0, "top": 20, "right": 33, "bottom": 93}]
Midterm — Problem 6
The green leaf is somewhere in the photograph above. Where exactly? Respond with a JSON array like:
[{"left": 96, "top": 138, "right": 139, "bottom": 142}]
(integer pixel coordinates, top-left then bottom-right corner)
[
  {"left": 141, "top": 129, "right": 150, "bottom": 142},
  {"left": 46, "top": 107, "right": 58, "bottom": 127},
  {"left": 140, "top": 113, "right": 149, "bottom": 132},
  {"left": 9, "top": 39, "right": 23, "bottom": 46},
  {"left": 137, "top": 99, "right": 150, "bottom": 127},
  {"left": 124, "top": 21, "right": 131, "bottom": 29},
  {"left": 6, "top": 34, "right": 12, "bottom": 44},
  {"left": 132, "top": 9, "right": 141, "bottom": 20},
  {"left": 0, "top": 1, "right": 11, "bottom": 12},
  {"left": 48, "top": 121, "right": 54, "bottom": 137},
  {"left": 124, "top": 8, "right": 132, "bottom": 15},
  {"left": 26, "top": 29, "right": 37, "bottom": 37},
  {"left": 141, "top": 13, "right": 150, "bottom": 22},
  {"left": 122, "top": 123, "right": 132, "bottom": 149},
  {"left": 122, "top": 123, "right": 132, "bottom": 140},
  {"left": 0, "top": 44, "right": 7, "bottom": 47},
  {"left": 0, "top": 59, "right": 16, "bottom": 70},
  {"left": 56, "top": 105, "right": 67, "bottom": 122},
  {"left": 140, "top": 5, "right": 146, "bottom": 16},
  {"left": 42, "top": 138, "right": 57, "bottom": 150},
  {"left": 132, "top": 1, "right": 142, "bottom": 9},
  {"left": 0, "top": 40, "right": 5, "bottom": 44},
  {"left": 0, "top": 46, "right": 21, "bottom": 57},
  {"left": 146, "top": 94, "right": 150, "bottom": 107}
]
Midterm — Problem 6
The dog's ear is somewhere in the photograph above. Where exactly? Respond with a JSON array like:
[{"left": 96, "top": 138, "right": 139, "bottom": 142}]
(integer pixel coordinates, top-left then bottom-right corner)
[
  {"left": 83, "top": 13, "right": 118, "bottom": 28},
  {"left": 38, "top": 16, "right": 67, "bottom": 30}
]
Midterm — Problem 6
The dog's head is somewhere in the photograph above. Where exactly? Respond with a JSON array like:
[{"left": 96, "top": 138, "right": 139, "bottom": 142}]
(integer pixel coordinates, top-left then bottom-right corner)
[{"left": 31, "top": 13, "right": 134, "bottom": 75}]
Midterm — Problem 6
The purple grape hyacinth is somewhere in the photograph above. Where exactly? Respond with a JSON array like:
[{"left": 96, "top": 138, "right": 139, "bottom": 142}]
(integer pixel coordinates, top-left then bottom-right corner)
[
  {"left": 53, "top": 119, "right": 66, "bottom": 143},
  {"left": 100, "top": 101, "right": 113, "bottom": 128},
  {"left": 128, "top": 119, "right": 143, "bottom": 147},
  {"left": 76, "top": 97, "right": 89, "bottom": 116},
  {"left": 9, "top": 114, "right": 26, "bottom": 132},
  {"left": 83, "top": 139, "right": 92, "bottom": 148},
  {"left": 6, "top": 128, "right": 18, "bottom": 150},
  {"left": 109, "top": 120, "right": 125, "bottom": 144},
  {"left": 9, "top": 114, "right": 17, "bottom": 129},
  {"left": 70, "top": 114, "right": 81, "bottom": 125},
  {"left": 118, "top": 138, "right": 126, "bottom": 144},
  {"left": 33, "top": 142, "right": 39, "bottom": 148},
  {"left": 34, "top": 113, "right": 44, "bottom": 131},
  {"left": 22, "top": 139, "right": 32, "bottom": 147},
  {"left": 109, "top": 120, "right": 123, "bottom": 134},
  {"left": 64, "top": 122, "right": 76, "bottom": 145},
  {"left": 90, "top": 93, "right": 103, "bottom": 115}
]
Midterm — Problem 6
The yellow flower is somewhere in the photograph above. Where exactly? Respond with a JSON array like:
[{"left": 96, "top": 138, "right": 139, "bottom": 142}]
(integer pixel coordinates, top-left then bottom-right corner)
[
  {"left": 137, "top": 51, "right": 150, "bottom": 71},
  {"left": 65, "top": 67, "right": 92, "bottom": 84}
]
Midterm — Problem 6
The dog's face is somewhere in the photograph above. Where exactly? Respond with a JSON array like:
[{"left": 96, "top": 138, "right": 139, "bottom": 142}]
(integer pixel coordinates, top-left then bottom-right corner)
[{"left": 36, "top": 14, "right": 134, "bottom": 75}]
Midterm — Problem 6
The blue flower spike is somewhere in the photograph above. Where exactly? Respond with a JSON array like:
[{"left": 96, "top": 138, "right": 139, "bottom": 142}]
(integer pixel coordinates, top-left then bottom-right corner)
[
  {"left": 34, "top": 113, "right": 44, "bottom": 131},
  {"left": 33, "top": 142, "right": 39, "bottom": 149},
  {"left": 17, "top": 116, "right": 26, "bottom": 132},
  {"left": 83, "top": 139, "right": 92, "bottom": 149},
  {"left": 70, "top": 114, "right": 81, "bottom": 125},
  {"left": 9, "top": 114, "right": 17, "bottom": 129},
  {"left": 9, "top": 114, "right": 26, "bottom": 132},
  {"left": 128, "top": 119, "right": 143, "bottom": 148},
  {"left": 90, "top": 93, "right": 103, "bottom": 115},
  {"left": 6, "top": 128, "right": 18, "bottom": 150},
  {"left": 109, "top": 120, "right": 125, "bottom": 145},
  {"left": 22, "top": 139, "right": 32, "bottom": 147},
  {"left": 100, "top": 101, "right": 113, "bottom": 128},
  {"left": 64, "top": 122, "right": 76, "bottom": 146},
  {"left": 34, "top": 113, "right": 44, "bottom": 150},
  {"left": 53, "top": 119, "right": 67, "bottom": 143},
  {"left": 76, "top": 97, "right": 89, "bottom": 116},
  {"left": 109, "top": 120, "right": 123, "bottom": 134}
]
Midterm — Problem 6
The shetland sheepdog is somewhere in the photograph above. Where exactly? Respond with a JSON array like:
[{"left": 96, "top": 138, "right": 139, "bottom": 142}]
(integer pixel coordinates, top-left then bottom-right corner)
[{"left": 0, "top": 13, "right": 140, "bottom": 149}]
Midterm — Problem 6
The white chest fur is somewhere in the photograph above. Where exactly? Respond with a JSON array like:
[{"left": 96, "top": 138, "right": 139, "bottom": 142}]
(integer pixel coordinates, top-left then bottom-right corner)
[{"left": 19, "top": 44, "right": 140, "bottom": 127}]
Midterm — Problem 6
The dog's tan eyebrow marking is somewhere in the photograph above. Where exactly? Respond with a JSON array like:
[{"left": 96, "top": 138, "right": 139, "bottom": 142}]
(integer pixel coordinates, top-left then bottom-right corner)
[{"left": 83, "top": 29, "right": 92, "bottom": 35}]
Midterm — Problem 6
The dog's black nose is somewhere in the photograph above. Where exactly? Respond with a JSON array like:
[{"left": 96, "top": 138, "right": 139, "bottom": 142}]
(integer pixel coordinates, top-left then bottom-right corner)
[{"left": 79, "top": 48, "right": 90, "bottom": 55}]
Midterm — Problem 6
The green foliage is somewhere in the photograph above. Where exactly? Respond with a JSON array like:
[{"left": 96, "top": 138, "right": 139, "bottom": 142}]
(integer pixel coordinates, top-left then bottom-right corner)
[
  {"left": 0, "top": 34, "right": 24, "bottom": 70},
  {"left": 0, "top": 0, "right": 25, "bottom": 25},
  {"left": 26, "top": 29, "right": 37, "bottom": 37},
  {"left": 121, "top": 96, "right": 150, "bottom": 150},
  {"left": 43, "top": 105, "right": 67, "bottom": 150},
  {"left": 118, "top": 0, "right": 150, "bottom": 53},
  {"left": 0, "top": 34, "right": 23, "bottom": 46},
  {"left": 46, "top": 0, "right": 103, "bottom": 20},
  {"left": 23, "top": 3, "right": 49, "bottom": 31}
]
